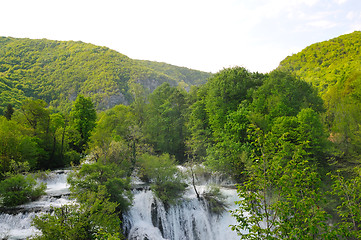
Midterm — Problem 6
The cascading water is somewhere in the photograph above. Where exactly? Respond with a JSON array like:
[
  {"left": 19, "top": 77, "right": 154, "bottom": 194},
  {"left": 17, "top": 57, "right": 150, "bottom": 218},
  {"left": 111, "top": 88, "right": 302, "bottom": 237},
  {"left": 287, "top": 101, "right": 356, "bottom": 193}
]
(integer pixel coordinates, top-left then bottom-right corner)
[
  {"left": 0, "top": 170, "right": 72, "bottom": 240},
  {"left": 123, "top": 168, "right": 241, "bottom": 240},
  {"left": 0, "top": 167, "right": 243, "bottom": 240}
]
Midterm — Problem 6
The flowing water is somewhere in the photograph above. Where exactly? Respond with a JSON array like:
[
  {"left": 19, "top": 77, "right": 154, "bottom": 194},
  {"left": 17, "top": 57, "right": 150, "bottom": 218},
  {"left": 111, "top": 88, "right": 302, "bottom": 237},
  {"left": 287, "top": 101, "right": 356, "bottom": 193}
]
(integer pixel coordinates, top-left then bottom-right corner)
[
  {"left": 0, "top": 168, "right": 242, "bottom": 240},
  {"left": 0, "top": 170, "right": 72, "bottom": 240},
  {"left": 124, "top": 167, "right": 241, "bottom": 240}
]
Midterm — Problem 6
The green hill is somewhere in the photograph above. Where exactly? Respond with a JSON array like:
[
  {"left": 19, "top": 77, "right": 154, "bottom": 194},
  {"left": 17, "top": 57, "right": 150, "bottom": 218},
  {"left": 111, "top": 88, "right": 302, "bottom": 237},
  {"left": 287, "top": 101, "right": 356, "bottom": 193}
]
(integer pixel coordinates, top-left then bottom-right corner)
[
  {"left": 278, "top": 31, "right": 361, "bottom": 160},
  {"left": 0, "top": 37, "right": 211, "bottom": 112},
  {"left": 278, "top": 31, "right": 361, "bottom": 94},
  {"left": 135, "top": 60, "right": 210, "bottom": 88}
]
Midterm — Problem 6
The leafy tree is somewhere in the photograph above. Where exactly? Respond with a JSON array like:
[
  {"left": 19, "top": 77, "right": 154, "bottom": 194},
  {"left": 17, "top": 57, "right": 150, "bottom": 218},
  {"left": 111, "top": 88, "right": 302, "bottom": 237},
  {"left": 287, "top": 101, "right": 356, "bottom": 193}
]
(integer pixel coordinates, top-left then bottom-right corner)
[
  {"left": 137, "top": 153, "right": 187, "bottom": 204},
  {"left": 69, "top": 95, "right": 97, "bottom": 153},
  {"left": 0, "top": 116, "right": 39, "bottom": 176},
  {"left": 32, "top": 186, "right": 123, "bottom": 240},
  {"left": 68, "top": 161, "right": 132, "bottom": 212},
  {"left": 270, "top": 108, "right": 328, "bottom": 165},
  {"left": 205, "top": 67, "right": 263, "bottom": 136},
  {"left": 0, "top": 173, "right": 46, "bottom": 207},
  {"left": 18, "top": 99, "right": 50, "bottom": 134},
  {"left": 144, "top": 82, "right": 188, "bottom": 161},
  {"left": 250, "top": 70, "right": 324, "bottom": 129},
  {"left": 329, "top": 167, "right": 361, "bottom": 239},
  {"left": 206, "top": 107, "right": 251, "bottom": 180},
  {"left": 89, "top": 104, "right": 144, "bottom": 175},
  {"left": 323, "top": 71, "right": 361, "bottom": 160},
  {"left": 4, "top": 103, "right": 14, "bottom": 120},
  {"left": 231, "top": 128, "right": 331, "bottom": 239},
  {"left": 185, "top": 85, "right": 211, "bottom": 162}
]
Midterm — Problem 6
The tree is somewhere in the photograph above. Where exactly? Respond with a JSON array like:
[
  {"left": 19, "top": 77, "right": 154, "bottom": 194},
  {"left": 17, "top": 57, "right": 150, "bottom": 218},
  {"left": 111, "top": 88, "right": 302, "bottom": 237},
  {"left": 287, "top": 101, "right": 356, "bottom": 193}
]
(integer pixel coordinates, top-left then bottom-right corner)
[
  {"left": 250, "top": 70, "right": 324, "bottom": 130},
  {"left": 144, "top": 83, "right": 188, "bottom": 161},
  {"left": 69, "top": 95, "right": 97, "bottom": 153},
  {"left": 0, "top": 173, "right": 46, "bottom": 207},
  {"left": 329, "top": 167, "right": 361, "bottom": 239},
  {"left": 185, "top": 85, "right": 211, "bottom": 162},
  {"left": 89, "top": 104, "right": 143, "bottom": 175},
  {"left": 137, "top": 153, "right": 187, "bottom": 204},
  {"left": 32, "top": 186, "right": 123, "bottom": 240},
  {"left": 231, "top": 128, "right": 331, "bottom": 239},
  {"left": 68, "top": 161, "right": 132, "bottom": 212},
  {"left": 18, "top": 99, "right": 50, "bottom": 136},
  {"left": 4, "top": 104, "right": 14, "bottom": 120},
  {"left": 205, "top": 67, "right": 264, "bottom": 137},
  {"left": 0, "top": 116, "right": 39, "bottom": 176},
  {"left": 206, "top": 107, "right": 251, "bottom": 180},
  {"left": 270, "top": 108, "right": 328, "bottom": 165}
]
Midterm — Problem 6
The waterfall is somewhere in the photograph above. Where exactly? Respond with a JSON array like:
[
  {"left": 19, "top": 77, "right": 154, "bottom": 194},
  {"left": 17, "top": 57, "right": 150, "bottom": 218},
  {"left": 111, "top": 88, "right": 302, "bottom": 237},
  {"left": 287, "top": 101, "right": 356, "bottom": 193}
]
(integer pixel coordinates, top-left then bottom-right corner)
[
  {"left": 123, "top": 168, "right": 241, "bottom": 240},
  {"left": 0, "top": 170, "right": 72, "bottom": 240},
  {"left": 0, "top": 168, "right": 242, "bottom": 240}
]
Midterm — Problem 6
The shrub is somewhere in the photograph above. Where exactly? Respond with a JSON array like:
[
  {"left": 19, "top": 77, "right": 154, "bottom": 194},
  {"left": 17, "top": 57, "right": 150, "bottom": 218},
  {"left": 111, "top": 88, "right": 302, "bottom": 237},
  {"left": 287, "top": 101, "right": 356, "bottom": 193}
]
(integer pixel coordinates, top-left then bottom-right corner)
[
  {"left": 138, "top": 153, "right": 187, "bottom": 204},
  {"left": 0, "top": 174, "right": 46, "bottom": 207}
]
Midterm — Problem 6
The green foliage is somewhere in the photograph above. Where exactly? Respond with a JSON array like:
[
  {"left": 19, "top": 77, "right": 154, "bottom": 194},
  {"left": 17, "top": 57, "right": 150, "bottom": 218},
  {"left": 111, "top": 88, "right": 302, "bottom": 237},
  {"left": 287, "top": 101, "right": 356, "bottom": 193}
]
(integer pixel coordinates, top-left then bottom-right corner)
[
  {"left": 0, "top": 173, "right": 46, "bottom": 207},
  {"left": 329, "top": 167, "right": 361, "bottom": 239},
  {"left": 202, "top": 185, "right": 228, "bottom": 215},
  {"left": 185, "top": 85, "right": 211, "bottom": 162},
  {"left": 278, "top": 31, "right": 361, "bottom": 94},
  {"left": 205, "top": 67, "right": 264, "bottom": 135},
  {"left": 0, "top": 116, "right": 39, "bottom": 176},
  {"left": 68, "top": 161, "right": 132, "bottom": 212},
  {"left": 250, "top": 70, "right": 324, "bottom": 127},
  {"left": 144, "top": 82, "right": 188, "bottom": 161},
  {"left": 188, "top": 67, "right": 264, "bottom": 179},
  {"left": 32, "top": 186, "right": 123, "bottom": 240},
  {"left": 270, "top": 108, "right": 328, "bottom": 164},
  {"left": 69, "top": 95, "right": 97, "bottom": 153},
  {"left": 4, "top": 103, "right": 14, "bottom": 120},
  {"left": 231, "top": 129, "right": 331, "bottom": 239},
  {"left": 90, "top": 104, "right": 143, "bottom": 175},
  {"left": 0, "top": 37, "right": 210, "bottom": 111},
  {"left": 323, "top": 71, "right": 361, "bottom": 159},
  {"left": 205, "top": 107, "right": 251, "bottom": 180},
  {"left": 136, "top": 60, "right": 211, "bottom": 87},
  {"left": 137, "top": 153, "right": 187, "bottom": 204}
]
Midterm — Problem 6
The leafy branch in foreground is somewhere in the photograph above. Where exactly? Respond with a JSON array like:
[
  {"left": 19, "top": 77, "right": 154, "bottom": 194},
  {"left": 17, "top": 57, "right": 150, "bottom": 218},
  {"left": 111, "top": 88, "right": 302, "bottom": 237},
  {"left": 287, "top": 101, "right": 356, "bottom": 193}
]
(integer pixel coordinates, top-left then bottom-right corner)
[
  {"left": 231, "top": 128, "right": 331, "bottom": 239},
  {"left": 329, "top": 167, "right": 361, "bottom": 239}
]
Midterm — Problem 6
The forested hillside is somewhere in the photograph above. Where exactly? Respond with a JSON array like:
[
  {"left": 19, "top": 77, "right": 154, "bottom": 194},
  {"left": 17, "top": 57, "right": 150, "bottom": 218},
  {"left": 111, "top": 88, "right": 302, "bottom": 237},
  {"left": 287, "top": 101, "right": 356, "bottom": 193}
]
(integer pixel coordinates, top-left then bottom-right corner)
[
  {"left": 0, "top": 37, "right": 211, "bottom": 113},
  {"left": 278, "top": 31, "right": 361, "bottom": 163},
  {"left": 135, "top": 60, "right": 210, "bottom": 88},
  {"left": 278, "top": 31, "right": 361, "bottom": 94}
]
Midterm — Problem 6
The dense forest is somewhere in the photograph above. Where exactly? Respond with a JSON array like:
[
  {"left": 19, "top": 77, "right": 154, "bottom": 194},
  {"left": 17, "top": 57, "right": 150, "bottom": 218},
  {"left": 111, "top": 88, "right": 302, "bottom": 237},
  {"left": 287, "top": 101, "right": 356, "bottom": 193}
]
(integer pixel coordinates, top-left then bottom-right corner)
[
  {"left": 1, "top": 31, "right": 361, "bottom": 239},
  {"left": 0, "top": 37, "right": 211, "bottom": 112}
]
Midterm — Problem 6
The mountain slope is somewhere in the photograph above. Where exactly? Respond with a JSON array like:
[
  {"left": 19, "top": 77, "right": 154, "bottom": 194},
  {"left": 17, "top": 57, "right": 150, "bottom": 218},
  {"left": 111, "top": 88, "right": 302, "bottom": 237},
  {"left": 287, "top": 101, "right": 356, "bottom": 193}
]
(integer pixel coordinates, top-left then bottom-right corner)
[
  {"left": 135, "top": 60, "right": 210, "bottom": 88},
  {"left": 0, "top": 37, "right": 211, "bottom": 112},
  {"left": 277, "top": 31, "right": 361, "bottom": 94}
]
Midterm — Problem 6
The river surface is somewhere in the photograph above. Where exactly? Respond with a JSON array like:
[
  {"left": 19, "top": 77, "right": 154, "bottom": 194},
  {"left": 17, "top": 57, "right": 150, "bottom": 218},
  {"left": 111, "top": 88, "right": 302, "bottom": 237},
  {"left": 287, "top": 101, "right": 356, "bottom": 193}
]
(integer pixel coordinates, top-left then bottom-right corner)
[{"left": 0, "top": 168, "right": 241, "bottom": 240}]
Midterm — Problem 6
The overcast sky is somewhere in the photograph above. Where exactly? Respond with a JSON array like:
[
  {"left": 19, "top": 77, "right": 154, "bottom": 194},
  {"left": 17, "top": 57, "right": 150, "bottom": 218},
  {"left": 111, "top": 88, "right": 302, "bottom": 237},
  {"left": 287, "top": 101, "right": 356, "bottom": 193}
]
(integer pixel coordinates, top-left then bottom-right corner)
[{"left": 1, "top": 0, "right": 360, "bottom": 73}]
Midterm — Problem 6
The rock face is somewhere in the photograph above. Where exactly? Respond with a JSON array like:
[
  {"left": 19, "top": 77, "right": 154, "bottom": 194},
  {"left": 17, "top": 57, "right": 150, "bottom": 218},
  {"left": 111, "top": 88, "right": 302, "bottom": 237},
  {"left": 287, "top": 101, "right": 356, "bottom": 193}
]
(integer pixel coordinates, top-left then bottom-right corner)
[{"left": 97, "top": 92, "right": 129, "bottom": 109}]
